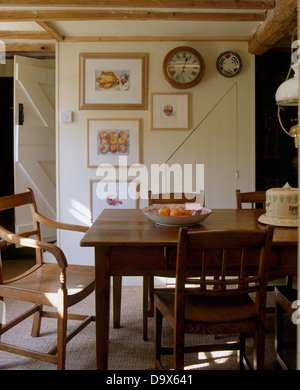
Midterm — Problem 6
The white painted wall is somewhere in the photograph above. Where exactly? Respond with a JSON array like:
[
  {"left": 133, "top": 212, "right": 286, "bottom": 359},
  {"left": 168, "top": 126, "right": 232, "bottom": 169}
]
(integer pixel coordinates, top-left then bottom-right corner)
[{"left": 56, "top": 41, "right": 255, "bottom": 275}]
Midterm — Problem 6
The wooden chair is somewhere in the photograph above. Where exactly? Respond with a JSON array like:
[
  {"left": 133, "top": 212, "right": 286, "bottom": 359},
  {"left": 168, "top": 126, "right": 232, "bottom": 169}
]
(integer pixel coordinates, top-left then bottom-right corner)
[
  {"left": 143, "top": 191, "right": 197, "bottom": 341},
  {"left": 0, "top": 188, "right": 95, "bottom": 370},
  {"left": 236, "top": 189, "right": 266, "bottom": 209},
  {"left": 154, "top": 225, "right": 274, "bottom": 370},
  {"left": 275, "top": 286, "right": 297, "bottom": 370},
  {"left": 236, "top": 189, "right": 291, "bottom": 302}
]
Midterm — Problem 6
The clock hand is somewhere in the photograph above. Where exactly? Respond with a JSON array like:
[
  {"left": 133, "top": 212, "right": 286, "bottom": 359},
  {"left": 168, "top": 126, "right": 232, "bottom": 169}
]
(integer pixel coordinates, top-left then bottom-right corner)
[
  {"left": 181, "top": 57, "right": 189, "bottom": 72},
  {"left": 179, "top": 69, "right": 186, "bottom": 82}
]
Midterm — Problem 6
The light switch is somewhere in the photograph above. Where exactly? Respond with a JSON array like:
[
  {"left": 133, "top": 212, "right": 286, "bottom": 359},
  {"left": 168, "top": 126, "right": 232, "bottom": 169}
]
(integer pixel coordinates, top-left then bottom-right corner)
[{"left": 61, "top": 111, "right": 72, "bottom": 123}]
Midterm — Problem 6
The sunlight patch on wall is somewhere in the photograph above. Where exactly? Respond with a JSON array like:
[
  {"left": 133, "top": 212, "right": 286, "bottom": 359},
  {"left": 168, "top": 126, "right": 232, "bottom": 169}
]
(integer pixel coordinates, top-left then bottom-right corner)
[{"left": 69, "top": 199, "right": 91, "bottom": 226}]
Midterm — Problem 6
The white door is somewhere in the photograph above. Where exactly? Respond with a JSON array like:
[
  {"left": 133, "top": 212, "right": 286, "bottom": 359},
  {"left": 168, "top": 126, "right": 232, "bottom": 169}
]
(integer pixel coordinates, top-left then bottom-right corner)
[{"left": 14, "top": 55, "right": 56, "bottom": 241}]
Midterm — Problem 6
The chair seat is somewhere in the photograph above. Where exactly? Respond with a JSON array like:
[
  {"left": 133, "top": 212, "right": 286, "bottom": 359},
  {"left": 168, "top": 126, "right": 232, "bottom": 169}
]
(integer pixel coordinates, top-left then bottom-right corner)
[
  {"left": 0, "top": 263, "right": 95, "bottom": 306},
  {"left": 155, "top": 289, "right": 256, "bottom": 323}
]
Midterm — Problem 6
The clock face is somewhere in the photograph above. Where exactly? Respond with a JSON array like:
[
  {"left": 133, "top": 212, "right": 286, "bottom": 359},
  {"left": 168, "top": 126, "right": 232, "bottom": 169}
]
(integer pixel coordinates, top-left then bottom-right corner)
[{"left": 163, "top": 47, "right": 205, "bottom": 89}]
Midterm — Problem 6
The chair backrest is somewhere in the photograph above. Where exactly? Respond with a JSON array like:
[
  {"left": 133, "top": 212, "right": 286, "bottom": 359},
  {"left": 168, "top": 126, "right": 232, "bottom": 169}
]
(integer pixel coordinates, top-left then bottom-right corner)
[
  {"left": 175, "top": 226, "right": 274, "bottom": 319},
  {"left": 148, "top": 191, "right": 197, "bottom": 206},
  {"left": 236, "top": 189, "right": 266, "bottom": 209},
  {"left": 0, "top": 188, "right": 43, "bottom": 264}
]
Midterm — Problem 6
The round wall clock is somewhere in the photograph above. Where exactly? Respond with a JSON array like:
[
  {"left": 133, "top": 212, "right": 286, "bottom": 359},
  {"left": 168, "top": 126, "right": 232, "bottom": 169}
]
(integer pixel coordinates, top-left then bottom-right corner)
[{"left": 162, "top": 46, "right": 205, "bottom": 89}]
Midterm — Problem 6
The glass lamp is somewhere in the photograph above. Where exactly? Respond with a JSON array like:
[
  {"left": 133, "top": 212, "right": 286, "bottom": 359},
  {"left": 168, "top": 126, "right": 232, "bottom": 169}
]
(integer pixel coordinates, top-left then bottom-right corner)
[{"left": 275, "top": 54, "right": 299, "bottom": 147}]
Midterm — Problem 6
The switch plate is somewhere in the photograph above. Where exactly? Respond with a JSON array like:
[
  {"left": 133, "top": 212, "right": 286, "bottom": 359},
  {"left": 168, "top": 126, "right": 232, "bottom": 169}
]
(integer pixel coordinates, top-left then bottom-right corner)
[{"left": 61, "top": 111, "right": 72, "bottom": 123}]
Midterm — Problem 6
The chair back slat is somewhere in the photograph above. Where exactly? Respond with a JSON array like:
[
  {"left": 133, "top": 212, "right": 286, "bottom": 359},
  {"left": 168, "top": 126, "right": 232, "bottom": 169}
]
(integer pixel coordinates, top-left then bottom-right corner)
[
  {"left": 0, "top": 191, "right": 33, "bottom": 212},
  {"left": 220, "top": 249, "right": 227, "bottom": 285},
  {"left": 238, "top": 248, "right": 247, "bottom": 289},
  {"left": 236, "top": 189, "right": 266, "bottom": 209},
  {"left": 175, "top": 227, "right": 274, "bottom": 311},
  {"left": 148, "top": 191, "right": 196, "bottom": 206},
  {"left": 0, "top": 189, "right": 43, "bottom": 264},
  {"left": 18, "top": 230, "right": 40, "bottom": 238}
]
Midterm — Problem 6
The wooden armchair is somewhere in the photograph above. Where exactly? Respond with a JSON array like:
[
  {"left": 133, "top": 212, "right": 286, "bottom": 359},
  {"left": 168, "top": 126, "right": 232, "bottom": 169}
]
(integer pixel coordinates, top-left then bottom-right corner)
[
  {"left": 143, "top": 191, "right": 197, "bottom": 341},
  {"left": 154, "top": 225, "right": 274, "bottom": 370},
  {"left": 236, "top": 189, "right": 266, "bottom": 209},
  {"left": 0, "top": 188, "right": 95, "bottom": 370}
]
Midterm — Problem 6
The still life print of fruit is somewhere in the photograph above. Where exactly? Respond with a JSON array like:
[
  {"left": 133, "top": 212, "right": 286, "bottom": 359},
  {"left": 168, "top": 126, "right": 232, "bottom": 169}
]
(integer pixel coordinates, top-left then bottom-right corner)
[
  {"left": 97, "top": 129, "right": 130, "bottom": 155},
  {"left": 95, "top": 70, "right": 130, "bottom": 91}
]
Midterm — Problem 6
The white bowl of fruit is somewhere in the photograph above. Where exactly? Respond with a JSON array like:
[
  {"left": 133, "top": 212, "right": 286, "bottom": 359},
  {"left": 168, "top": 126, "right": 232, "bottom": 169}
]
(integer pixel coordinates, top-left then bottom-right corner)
[{"left": 142, "top": 204, "right": 212, "bottom": 227}]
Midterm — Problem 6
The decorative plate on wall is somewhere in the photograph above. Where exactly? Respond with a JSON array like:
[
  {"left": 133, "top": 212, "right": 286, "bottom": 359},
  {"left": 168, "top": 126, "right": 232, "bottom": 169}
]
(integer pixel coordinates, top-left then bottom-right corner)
[{"left": 216, "top": 51, "right": 242, "bottom": 78}]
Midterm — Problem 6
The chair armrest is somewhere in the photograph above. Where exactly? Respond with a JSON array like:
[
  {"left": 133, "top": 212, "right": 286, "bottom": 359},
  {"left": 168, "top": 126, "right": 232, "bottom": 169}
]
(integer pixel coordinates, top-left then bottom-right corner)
[
  {"left": 0, "top": 239, "right": 11, "bottom": 251},
  {"left": 35, "top": 212, "right": 89, "bottom": 233},
  {"left": 0, "top": 227, "right": 68, "bottom": 269}
]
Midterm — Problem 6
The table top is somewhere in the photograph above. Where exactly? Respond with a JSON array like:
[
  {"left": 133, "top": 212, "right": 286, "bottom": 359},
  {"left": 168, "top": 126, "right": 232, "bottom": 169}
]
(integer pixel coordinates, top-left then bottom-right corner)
[{"left": 80, "top": 208, "right": 298, "bottom": 248}]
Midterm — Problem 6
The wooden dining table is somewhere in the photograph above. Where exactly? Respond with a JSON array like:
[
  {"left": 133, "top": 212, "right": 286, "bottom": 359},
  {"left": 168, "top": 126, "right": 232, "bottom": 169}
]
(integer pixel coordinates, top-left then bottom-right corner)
[{"left": 80, "top": 208, "right": 298, "bottom": 370}]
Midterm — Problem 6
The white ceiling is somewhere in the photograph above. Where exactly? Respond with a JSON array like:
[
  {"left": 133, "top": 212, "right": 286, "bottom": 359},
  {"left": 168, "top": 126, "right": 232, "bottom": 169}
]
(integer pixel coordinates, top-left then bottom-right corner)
[{"left": 50, "top": 20, "right": 260, "bottom": 39}]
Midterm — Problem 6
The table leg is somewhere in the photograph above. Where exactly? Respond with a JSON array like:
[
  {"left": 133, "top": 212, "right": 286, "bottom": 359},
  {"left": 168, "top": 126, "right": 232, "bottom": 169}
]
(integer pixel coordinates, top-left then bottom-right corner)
[
  {"left": 113, "top": 276, "right": 122, "bottom": 328},
  {"left": 95, "top": 247, "right": 110, "bottom": 370}
]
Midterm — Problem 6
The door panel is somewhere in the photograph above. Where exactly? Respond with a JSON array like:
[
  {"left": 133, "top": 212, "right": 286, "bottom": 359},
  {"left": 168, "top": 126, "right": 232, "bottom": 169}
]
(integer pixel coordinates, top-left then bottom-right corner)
[
  {"left": 168, "top": 84, "right": 237, "bottom": 209},
  {"left": 14, "top": 56, "right": 55, "bottom": 241}
]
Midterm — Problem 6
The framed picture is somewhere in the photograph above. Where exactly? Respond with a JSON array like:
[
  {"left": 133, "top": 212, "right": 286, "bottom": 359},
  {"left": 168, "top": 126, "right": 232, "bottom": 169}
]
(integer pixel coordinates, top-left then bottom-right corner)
[
  {"left": 87, "top": 118, "right": 140, "bottom": 167},
  {"left": 90, "top": 179, "right": 138, "bottom": 221},
  {"left": 150, "top": 93, "right": 189, "bottom": 130},
  {"left": 79, "top": 53, "right": 148, "bottom": 110}
]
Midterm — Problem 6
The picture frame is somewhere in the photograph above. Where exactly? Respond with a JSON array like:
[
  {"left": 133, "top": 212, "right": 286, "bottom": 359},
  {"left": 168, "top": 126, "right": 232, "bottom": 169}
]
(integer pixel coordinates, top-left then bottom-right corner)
[
  {"left": 87, "top": 118, "right": 140, "bottom": 168},
  {"left": 79, "top": 53, "right": 148, "bottom": 110},
  {"left": 90, "top": 179, "right": 139, "bottom": 221},
  {"left": 150, "top": 93, "right": 189, "bottom": 130}
]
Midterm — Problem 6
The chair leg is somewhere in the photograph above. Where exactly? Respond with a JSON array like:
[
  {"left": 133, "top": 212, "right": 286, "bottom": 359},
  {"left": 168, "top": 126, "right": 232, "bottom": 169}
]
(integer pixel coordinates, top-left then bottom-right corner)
[
  {"left": 143, "top": 276, "right": 154, "bottom": 341},
  {"left": 274, "top": 291, "right": 294, "bottom": 370},
  {"left": 143, "top": 277, "right": 148, "bottom": 341},
  {"left": 31, "top": 305, "right": 43, "bottom": 337},
  {"left": 275, "top": 294, "right": 282, "bottom": 368},
  {"left": 174, "top": 324, "right": 184, "bottom": 370},
  {"left": 238, "top": 333, "right": 246, "bottom": 369},
  {"left": 154, "top": 304, "right": 163, "bottom": 369},
  {"left": 253, "top": 326, "right": 265, "bottom": 370},
  {"left": 0, "top": 297, "right": 3, "bottom": 342},
  {"left": 57, "top": 290, "right": 67, "bottom": 370}
]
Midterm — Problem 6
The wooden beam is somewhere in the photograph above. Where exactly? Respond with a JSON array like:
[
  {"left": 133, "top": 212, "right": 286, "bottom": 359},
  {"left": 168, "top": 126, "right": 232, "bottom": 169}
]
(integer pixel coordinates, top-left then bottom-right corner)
[
  {"left": 36, "top": 21, "right": 64, "bottom": 41},
  {"left": 248, "top": 0, "right": 297, "bottom": 55},
  {"left": 0, "top": 0, "right": 275, "bottom": 10},
  {"left": 0, "top": 30, "right": 52, "bottom": 40},
  {"left": 0, "top": 9, "right": 266, "bottom": 22},
  {"left": 4, "top": 42, "right": 55, "bottom": 52},
  {"left": 64, "top": 35, "right": 249, "bottom": 42},
  {"left": 0, "top": 31, "right": 249, "bottom": 44}
]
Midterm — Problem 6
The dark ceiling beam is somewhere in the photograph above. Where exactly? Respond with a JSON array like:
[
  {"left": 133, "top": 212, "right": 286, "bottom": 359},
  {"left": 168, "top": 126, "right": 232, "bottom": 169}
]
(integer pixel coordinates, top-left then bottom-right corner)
[{"left": 248, "top": 0, "right": 297, "bottom": 55}]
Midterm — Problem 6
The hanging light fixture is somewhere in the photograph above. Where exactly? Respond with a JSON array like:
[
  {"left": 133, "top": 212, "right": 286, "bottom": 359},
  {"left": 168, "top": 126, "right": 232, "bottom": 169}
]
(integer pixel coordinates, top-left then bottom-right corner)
[{"left": 275, "top": 29, "right": 299, "bottom": 148}]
